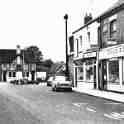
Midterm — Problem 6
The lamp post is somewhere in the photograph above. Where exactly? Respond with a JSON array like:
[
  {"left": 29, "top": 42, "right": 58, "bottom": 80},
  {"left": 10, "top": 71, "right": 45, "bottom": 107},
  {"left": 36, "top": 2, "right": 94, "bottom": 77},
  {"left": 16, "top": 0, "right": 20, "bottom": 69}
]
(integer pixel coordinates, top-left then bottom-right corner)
[{"left": 64, "top": 14, "right": 69, "bottom": 79}]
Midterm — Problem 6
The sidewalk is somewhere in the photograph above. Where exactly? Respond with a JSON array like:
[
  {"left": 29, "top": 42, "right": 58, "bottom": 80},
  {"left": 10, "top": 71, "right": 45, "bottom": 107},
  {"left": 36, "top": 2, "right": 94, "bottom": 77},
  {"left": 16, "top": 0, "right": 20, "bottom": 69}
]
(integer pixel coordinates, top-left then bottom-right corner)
[{"left": 72, "top": 87, "right": 124, "bottom": 103}]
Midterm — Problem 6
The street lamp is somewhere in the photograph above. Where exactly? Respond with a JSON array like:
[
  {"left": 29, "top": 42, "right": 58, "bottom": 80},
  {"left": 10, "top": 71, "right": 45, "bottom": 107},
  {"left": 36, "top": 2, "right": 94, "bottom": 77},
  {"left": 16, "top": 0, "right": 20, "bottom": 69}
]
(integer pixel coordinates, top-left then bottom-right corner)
[{"left": 64, "top": 14, "right": 69, "bottom": 79}]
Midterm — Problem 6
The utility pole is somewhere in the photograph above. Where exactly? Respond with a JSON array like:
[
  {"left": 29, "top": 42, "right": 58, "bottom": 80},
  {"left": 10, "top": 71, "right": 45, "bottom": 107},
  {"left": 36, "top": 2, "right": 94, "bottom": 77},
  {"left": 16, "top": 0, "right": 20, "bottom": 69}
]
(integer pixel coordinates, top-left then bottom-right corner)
[{"left": 64, "top": 14, "right": 69, "bottom": 79}]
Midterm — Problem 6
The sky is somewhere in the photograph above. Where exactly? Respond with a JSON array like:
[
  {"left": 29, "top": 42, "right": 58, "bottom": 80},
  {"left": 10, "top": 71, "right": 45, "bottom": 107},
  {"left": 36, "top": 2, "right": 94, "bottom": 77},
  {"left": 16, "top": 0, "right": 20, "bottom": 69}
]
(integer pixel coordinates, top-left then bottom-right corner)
[{"left": 0, "top": 0, "right": 117, "bottom": 62}]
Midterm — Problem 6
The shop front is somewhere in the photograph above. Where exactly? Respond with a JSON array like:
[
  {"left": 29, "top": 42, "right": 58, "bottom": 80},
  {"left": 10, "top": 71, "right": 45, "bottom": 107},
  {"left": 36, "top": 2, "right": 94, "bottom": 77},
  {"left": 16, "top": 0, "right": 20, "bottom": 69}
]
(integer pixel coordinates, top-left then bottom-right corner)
[
  {"left": 99, "top": 44, "right": 124, "bottom": 92},
  {"left": 73, "top": 51, "right": 97, "bottom": 90}
]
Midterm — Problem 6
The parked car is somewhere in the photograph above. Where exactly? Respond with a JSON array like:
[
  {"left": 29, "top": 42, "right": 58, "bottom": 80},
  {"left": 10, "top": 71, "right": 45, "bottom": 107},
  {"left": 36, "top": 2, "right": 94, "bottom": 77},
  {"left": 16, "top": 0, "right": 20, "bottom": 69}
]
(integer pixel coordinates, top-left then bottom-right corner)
[
  {"left": 52, "top": 76, "right": 72, "bottom": 91},
  {"left": 47, "top": 76, "right": 54, "bottom": 86}
]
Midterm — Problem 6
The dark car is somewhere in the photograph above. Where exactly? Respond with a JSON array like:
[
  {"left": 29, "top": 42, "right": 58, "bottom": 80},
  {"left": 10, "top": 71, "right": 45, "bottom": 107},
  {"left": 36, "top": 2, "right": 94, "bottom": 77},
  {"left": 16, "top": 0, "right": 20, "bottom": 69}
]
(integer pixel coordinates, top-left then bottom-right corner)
[{"left": 47, "top": 77, "right": 54, "bottom": 86}]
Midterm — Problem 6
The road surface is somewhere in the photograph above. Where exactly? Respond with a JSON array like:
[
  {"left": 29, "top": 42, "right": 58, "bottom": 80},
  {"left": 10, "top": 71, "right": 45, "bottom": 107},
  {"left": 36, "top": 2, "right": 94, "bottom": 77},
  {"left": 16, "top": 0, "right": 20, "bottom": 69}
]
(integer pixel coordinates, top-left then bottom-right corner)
[{"left": 0, "top": 83, "right": 124, "bottom": 124}]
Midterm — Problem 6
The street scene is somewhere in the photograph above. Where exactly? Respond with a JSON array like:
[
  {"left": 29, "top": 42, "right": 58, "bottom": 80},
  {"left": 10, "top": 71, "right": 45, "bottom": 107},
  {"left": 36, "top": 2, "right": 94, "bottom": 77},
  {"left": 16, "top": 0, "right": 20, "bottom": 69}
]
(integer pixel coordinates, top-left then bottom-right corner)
[
  {"left": 1, "top": 0, "right": 124, "bottom": 123},
  {"left": 0, "top": 83, "right": 124, "bottom": 124}
]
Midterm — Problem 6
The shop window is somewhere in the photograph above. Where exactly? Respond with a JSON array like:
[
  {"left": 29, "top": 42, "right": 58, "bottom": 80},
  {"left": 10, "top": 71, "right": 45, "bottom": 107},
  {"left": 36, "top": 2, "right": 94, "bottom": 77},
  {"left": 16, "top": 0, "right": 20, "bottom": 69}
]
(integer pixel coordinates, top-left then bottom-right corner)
[
  {"left": 110, "top": 19, "right": 117, "bottom": 38},
  {"left": 86, "top": 61, "right": 95, "bottom": 83},
  {"left": 108, "top": 60, "right": 119, "bottom": 84},
  {"left": 77, "top": 67, "right": 83, "bottom": 81}
]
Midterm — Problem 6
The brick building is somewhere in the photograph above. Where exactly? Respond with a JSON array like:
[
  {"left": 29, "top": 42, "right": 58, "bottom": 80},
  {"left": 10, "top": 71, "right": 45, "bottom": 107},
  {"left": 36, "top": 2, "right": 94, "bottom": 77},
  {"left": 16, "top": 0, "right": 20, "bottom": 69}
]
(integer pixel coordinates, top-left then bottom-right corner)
[{"left": 69, "top": 0, "right": 124, "bottom": 93}]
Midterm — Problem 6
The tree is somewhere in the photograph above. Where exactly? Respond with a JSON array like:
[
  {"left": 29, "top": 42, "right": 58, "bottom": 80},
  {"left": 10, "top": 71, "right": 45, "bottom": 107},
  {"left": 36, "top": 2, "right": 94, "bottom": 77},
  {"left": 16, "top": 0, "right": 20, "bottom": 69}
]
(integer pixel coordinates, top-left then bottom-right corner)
[
  {"left": 43, "top": 59, "right": 54, "bottom": 68},
  {"left": 25, "top": 46, "right": 43, "bottom": 62}
]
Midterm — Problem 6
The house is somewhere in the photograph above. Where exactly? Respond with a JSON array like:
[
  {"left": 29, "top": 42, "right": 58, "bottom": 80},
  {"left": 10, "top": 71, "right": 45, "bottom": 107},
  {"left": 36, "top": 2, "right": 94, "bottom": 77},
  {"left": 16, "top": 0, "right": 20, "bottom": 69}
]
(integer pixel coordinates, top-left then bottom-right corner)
[
  {"left": 69, "top": 13, "right": 100, "bottom": 90},
  {"left": 0, "top": 45, "right": 45, "bottom": 82}
]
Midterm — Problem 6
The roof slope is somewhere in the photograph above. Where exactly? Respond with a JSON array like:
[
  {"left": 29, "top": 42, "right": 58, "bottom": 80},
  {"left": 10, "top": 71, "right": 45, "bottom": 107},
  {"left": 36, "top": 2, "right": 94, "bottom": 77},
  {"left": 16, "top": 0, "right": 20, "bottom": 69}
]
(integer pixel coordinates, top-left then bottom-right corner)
[{"left": 0, "top": 49, "right": 40, "bottom": 64}]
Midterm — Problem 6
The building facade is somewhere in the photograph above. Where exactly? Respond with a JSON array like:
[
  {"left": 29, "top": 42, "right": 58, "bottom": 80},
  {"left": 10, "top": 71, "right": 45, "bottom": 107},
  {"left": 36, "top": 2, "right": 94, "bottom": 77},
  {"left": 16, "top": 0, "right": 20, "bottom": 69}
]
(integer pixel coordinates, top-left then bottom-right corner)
[
  {"left": 0, "top": 45, "right": 45, "bottom": 82},
  {"left": 69, "top": 0, "right": 124, "bottom": 93}
]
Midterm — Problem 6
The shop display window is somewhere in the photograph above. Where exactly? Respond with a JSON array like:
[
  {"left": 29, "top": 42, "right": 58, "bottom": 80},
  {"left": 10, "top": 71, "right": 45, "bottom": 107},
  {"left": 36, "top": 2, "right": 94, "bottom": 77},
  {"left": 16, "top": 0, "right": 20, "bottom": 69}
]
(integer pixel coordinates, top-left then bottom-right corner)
[
  {"left": 77, "top": 67, "right": 83, "bottom": 81},
  {"left": 108, "top": 60, "right": 119, "bottom": 84},
  {"left": 86, "top": 61, "right": 95, "bottom": 83}
]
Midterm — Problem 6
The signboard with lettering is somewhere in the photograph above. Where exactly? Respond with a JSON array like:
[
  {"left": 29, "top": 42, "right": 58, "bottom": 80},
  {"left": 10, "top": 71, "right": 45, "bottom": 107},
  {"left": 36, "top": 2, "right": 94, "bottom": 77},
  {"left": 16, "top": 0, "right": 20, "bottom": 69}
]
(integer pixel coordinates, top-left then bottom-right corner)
[
  {"left": 99, "top": 44, "right": 124, "bottom": 59},
  {"left": 84, "top": 52, "right": 96, "bottom": 58}
]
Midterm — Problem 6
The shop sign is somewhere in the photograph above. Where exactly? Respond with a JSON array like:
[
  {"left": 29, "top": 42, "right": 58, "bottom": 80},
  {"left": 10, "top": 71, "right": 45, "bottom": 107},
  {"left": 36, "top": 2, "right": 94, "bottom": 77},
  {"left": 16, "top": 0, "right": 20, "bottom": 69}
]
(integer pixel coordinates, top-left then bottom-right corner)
[
  {"left": 74, "top": 52, "right": 83, "bottom": 60},
  {"left": 99, "top": 44, "right": 124, "bottom": 59},
  {"left": 84, "top": 52, "right": 96, "bottom": 58}
]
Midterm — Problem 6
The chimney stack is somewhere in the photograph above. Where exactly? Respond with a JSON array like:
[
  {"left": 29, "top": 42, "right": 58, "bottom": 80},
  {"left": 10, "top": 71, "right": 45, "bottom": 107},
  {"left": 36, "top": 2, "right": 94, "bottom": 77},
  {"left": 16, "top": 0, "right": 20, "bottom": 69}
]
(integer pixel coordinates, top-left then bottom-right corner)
[{"left": 84, "top": 13, "right": 93, "bottom": 25}]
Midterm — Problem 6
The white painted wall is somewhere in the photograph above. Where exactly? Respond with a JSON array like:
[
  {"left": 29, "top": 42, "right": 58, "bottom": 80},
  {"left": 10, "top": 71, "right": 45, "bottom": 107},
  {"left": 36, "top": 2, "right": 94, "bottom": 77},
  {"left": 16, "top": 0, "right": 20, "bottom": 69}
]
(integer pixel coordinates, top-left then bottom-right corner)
[{"left": 36, "top": 72, "right": 46, "bottom": 80}]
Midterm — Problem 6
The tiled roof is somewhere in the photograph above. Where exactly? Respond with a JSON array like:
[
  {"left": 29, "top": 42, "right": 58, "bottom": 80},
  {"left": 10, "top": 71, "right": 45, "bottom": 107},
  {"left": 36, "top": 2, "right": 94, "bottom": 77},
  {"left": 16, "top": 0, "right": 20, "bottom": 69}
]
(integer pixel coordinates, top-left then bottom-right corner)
[
  {"left": 0, "top": 49, "right": 39, "bottom": 64},
  {"left": 0, "top": 49, "right": 16, "bottom": 63}
]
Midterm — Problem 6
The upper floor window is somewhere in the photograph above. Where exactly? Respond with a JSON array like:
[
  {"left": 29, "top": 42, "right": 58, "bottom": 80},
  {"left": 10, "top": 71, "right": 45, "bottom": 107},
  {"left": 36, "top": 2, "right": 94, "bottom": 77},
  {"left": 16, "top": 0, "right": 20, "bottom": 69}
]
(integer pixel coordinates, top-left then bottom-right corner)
[
  {"left": 69, "top": 36, "right": 74, "bottom": 52},
  {"left": 76, "top": 39, "right": 79, "bottom": 56},
  {"left": 102, "top": 23, "right": 108, "bottom": 34},
  {"left": 110, "top": 19, "right": 117, "bottom": 38},
  {"left": 87, "top": 31, "right": 90, "bottom": 42},
  {"left": 79, "top": 36, "right": 82, "bottom": 51}
]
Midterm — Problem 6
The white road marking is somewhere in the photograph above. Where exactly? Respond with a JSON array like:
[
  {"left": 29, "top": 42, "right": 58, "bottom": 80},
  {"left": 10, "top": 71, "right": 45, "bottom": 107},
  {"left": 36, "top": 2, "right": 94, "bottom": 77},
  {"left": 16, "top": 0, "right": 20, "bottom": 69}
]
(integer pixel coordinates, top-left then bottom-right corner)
[
  {"left": 86, "top": 107, "right": 96, "bottom": 112},
  {"left": 72, "top": 102, "right": 87, "bottom": 107},
  {"left": 104, "top": 102, "right": 121, "bottom": 105},
  {"left": 111, "top": 112, "right": 124, "bottom": 119},
  {"left": 104, "top": 113, "right": 121, "bottom": 120}
]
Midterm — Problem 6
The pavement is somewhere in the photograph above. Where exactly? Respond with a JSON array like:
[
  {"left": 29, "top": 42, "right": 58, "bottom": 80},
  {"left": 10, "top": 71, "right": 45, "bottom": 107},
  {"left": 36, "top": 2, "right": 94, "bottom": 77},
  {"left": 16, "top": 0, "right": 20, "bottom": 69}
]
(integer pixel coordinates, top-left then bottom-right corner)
[{"left": 72, "top": 86, "right": 124, "bottom": 103}]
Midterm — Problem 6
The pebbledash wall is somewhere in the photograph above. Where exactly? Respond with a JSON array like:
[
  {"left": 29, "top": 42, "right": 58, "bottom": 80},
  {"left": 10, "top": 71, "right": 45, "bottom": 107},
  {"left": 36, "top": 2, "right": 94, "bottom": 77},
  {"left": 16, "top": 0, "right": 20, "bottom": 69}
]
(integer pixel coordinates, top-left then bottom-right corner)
[{"left": 69, "top": 0, "right": 124, "bottom": 93}]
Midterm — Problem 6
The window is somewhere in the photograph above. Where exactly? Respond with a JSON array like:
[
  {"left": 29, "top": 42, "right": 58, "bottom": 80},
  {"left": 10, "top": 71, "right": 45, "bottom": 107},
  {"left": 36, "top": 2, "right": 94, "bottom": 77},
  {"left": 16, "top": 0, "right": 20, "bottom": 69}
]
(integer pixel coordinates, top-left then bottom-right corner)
[
  {"left": 69, "top": 36, "right": 74, "bottom": 52},
  {"left": 87, "top": 31, "right": 90, "bottom": 42},
  {"left": 13, "top": 72, "right": 16, "bottom": 77},
  {"left": 9, "top": 72, "right": 16, "bottom": 77},
  {"left": 85, "top": 61, "right": 95, "bottom": 83},
  {"left": 103, "top": 23, "right": 108, "bottom": 34},
  {"left": 9, "top": 72, "right": 11, "bottom": 77},
  {"left": 79, "top": 36, "right": 82, "bottom": 51},
  {"left": 108, "top": 59, "right": 119, "bottom": 84},
  {"left": 77, "top": 67, "right": 83, "bottom": 81},
  {"left": 26, "top": 72, "right": 29, "bottom": 77},
  {"left": 110, "top": 19, "right": 117, "bottom": 38},
  {"left": 76, "top": 39, "right": 79, "bottom": 56}
]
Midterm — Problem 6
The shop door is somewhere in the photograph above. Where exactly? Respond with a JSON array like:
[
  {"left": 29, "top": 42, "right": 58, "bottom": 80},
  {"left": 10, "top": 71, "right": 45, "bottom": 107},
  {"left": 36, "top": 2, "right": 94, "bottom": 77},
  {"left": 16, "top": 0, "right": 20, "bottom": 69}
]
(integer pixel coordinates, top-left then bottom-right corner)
[
  {"left": 94, "top": 65, "right": 96, "bottom": 89},
  {"left": 31, "top": 71, "right": 35, "bottom": 81},
  {"left": 99, "top": 60, "right": 107, "bottom": 90},
  {"left": 3, "top": 71, "right": 7, "bottom": 82}
]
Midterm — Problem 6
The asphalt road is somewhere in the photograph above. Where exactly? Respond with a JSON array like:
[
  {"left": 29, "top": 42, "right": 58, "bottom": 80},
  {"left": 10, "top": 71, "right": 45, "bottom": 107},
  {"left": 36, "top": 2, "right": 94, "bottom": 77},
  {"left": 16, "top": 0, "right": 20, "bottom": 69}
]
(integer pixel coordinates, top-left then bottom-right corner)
[{"left": 0, "top": 83, "right": 124, "bottom": 124}]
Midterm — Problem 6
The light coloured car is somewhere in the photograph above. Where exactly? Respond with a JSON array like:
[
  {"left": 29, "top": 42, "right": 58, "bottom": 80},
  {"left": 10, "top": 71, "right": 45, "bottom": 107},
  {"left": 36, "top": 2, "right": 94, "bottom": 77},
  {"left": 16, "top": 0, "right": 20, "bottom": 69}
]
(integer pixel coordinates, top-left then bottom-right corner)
[{"left": 52, "top": 76, "right": 72, "bottom": 91}]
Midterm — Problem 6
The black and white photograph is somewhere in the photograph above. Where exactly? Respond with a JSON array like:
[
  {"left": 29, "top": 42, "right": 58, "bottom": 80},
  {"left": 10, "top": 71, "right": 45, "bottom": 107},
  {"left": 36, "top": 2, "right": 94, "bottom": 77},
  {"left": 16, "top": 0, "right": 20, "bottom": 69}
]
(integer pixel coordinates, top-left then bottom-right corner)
[{"left": 0, "top": 0, "right": 124, "bottom": 123}]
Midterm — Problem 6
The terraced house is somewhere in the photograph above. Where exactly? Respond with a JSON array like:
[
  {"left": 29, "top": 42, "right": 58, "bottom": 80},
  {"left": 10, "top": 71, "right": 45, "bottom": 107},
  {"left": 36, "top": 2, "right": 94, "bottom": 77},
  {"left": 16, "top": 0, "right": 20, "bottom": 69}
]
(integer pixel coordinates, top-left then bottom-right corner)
[{"left": 69, "top": 0, "right": 124, "bottom": 93}]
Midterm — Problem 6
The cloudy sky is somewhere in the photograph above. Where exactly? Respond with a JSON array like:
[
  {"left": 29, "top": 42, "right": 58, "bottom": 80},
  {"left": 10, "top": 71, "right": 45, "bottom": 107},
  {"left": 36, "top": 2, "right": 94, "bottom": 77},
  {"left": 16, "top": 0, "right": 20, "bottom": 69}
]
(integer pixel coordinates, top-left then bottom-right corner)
[{"left": 0, "top": 0, "right": 117, "bottom": 62}]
